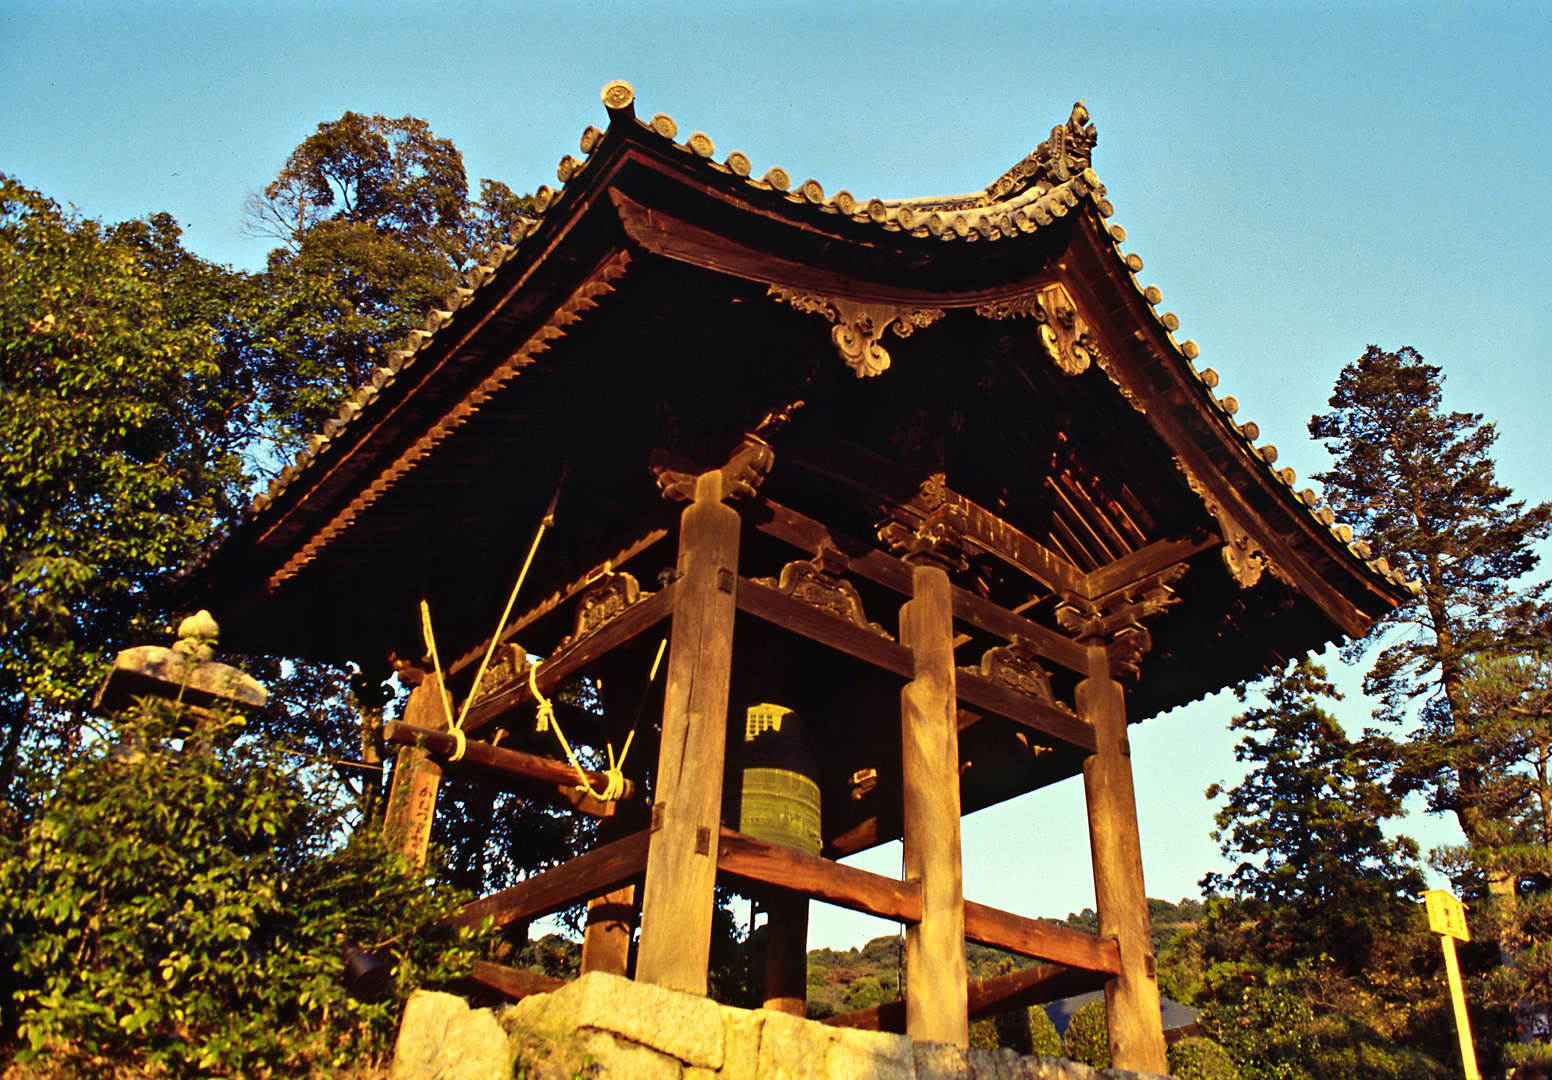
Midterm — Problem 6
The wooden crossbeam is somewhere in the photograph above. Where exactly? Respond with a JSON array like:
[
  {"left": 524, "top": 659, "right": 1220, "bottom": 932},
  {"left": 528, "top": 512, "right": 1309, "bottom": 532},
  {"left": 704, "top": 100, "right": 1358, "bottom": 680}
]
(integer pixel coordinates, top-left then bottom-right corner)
[
  {"left": 1082, "top": 532, "right": 1218, "bottom": 600},
  {"left": 955, "top": 669, "right": 1096, "bottom": 753},
  {"left": 469, "top": 961, "right": 568, "bottom": 1002},
  {"left": 717, "top": 829, "right": 1119, "bottom": 975},
  {"left": 384, "top": 720, "right": 634, "bottom": 802},
  {"left": 716, "top": 828, "right": 921, "bottom": 924},
  {"left": 460, "top": 582, "right": 677, "bottom": 732},
  {"left": 452, "top": 829, "right": 651, "bottom": 929},
  {"left": 824, "top": 960, "right": 1111, "bottom": 1033}
]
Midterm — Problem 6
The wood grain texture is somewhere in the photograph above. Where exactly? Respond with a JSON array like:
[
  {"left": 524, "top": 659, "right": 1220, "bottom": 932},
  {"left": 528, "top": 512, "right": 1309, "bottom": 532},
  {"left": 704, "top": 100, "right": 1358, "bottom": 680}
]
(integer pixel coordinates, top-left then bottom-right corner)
[
  {"left": 452, "top": 829, "right": 650, "bottom": 929},
  {"left": 635, "top": 471, "right": 741, "bottom": 995},
  {"left": 899, "top": 565, "right": 969, "bottom": 1046},
  {"left": 823, "top": 961, "right": 1109, "bottom": 1033},
  {"left": 1079, "top": 654, "right": 1168, "bottom": 1073},
  {"left": 716, "top": 828, "right": 921, "bottom": 923},
  {"left": 580, "top": 885, "right": 635, "bottom": 977},
  {"left": 962, "top": 900, "right": 1121, "bottom": 974},
  {"left": 469, "top": 961, "right": 568, "bottom": 1001}
]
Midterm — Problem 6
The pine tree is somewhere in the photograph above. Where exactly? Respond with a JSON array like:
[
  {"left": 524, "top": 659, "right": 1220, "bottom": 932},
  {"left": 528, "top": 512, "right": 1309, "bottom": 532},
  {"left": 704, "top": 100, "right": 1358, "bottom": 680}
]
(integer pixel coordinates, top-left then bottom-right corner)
[{"left": 1309, "top": 346, "right": 1552, "bottom": 887}]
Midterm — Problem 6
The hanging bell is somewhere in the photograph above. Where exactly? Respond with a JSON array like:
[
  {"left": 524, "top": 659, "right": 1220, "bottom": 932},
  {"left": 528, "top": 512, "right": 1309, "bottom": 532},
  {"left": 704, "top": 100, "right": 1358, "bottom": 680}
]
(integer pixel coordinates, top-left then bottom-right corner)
[{"left": 738, "top": 704, "right": 822, "bottom": 856}]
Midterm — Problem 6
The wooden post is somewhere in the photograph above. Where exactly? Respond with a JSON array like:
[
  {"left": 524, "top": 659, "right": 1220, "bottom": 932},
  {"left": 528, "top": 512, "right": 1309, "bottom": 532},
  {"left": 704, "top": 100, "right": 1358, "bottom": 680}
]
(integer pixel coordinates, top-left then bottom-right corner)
[
  {"left": 899, "top": 563, "right": 969, "bottom": 1047},
  {"left": 382, "top": 674, "right": 451, "bottom": 868},
  {"left": 1077, "top": 648, "right": 1167, "bottom": 1074},
  {"left": 635, "top": 470, "right": 740, "bottom": 994},
  {"left": 762, "top": 890, "right": 810, "bottom": 1015},
  {"left": 580, "top": 886, "right": 635, "bottom": 977}
]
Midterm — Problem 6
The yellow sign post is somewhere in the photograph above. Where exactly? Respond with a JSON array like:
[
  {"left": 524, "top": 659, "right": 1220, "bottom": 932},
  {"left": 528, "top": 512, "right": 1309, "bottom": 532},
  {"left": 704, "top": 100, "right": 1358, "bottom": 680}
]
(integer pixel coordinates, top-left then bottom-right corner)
[{"left": 1424, "top": 889, "right": 1480, "bottom": 1080}]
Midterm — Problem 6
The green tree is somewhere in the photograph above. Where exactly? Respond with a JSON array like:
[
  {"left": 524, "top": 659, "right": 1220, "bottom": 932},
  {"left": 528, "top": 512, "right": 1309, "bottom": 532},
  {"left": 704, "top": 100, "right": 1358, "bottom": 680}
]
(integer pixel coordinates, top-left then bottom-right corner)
[
  {"left": 0, "top": 176, "right": 249, "bottom": 800},
  {"left": 1309, "top": 345, "right": 1552, "bottom": 883},
  {"left": 244, "top": 112, "right": 532, "bottom": 455},
  {"left": 1202, "top": 662, "right": 1425, "bottom": 968},
  {"left": 1062, "top": 998, "right": 1110, "bottom": 1068}
]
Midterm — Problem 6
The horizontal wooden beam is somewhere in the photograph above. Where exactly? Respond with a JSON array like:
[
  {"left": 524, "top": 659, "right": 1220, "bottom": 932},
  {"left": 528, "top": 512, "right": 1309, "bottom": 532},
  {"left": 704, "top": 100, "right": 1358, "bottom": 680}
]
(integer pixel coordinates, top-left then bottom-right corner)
[
  {"left": 824, "top": 960, "right": 1110, "bottom": 1033},
  {"left": 383, "top": 720, "right": 634, "bottom": 809},
  {"left": 452, "top": 829, "right": 651, "bottom": 929},
  {"left": 469, "top": 961, "right": 568, "bottom": 1002},
  {"left": 1083, "top": 532, "right": 1218, "bottom": 600},
  {"left": 955, "top": 671, "right": 1096, "bottom": 754},
  {"left": 735, "top": 577, "right": 915, "bottom": 679},
  {"left": 963, "top": 900, "right": 1121, "bottom": 976},
  {"left": 461, "top": 583, "right": 677, "bottom": 732},
  {"left": 949, "top": 586, "right": 1089, "bottom": 676},
  {"left": 446, "top": 519, "right": 672, "bottom": 679},
  {"left": 716, "top": 828, "right": 922, "bottom": 925}
]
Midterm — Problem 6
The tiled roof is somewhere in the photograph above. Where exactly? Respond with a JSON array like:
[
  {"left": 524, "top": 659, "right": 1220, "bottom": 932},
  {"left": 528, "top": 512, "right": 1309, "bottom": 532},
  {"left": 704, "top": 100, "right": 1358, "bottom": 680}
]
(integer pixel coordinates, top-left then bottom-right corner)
[{"left": 195, "top": 81, "right": 1421, "bottom": 601}]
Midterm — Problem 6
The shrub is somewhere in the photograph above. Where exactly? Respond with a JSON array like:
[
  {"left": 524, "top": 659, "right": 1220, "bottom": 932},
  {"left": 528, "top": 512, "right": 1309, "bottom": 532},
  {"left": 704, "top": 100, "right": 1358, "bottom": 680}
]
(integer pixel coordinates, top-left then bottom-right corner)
[
  {"left": 1169, "top": 1036, "right": 1241, "bottom": 1080},
  {"left": 1063, "top": 999, "right": 1109, "bottom": 1069},
  {"left": 0, "top": 701, "right": 485, "bottom": 1076}
]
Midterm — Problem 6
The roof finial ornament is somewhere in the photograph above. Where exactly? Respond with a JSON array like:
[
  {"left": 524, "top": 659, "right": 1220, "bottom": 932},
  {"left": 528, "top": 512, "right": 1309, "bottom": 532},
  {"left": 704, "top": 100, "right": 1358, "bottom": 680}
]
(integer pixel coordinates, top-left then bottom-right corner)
[{"left": 985, "top": 100, "right": 1099, "bottom": 202}]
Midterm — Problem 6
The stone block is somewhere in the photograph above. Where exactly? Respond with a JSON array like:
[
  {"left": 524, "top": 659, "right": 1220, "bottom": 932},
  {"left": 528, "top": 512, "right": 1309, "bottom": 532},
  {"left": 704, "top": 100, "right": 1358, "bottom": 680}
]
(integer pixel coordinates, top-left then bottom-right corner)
[
  {"left": 507, "top": 971, "right": 726, "bottom": 1069},
  {"left": 915, "top": 1040, "right": 974, "bottom": 1080},
  {"left": 827, "top": 1026, "right": 914, "bottom": 1080},
  {"left": 757, "top": 1008, "right": 834, "bottom": 1080},
  {"left": 389, "top": 990, "right": 512, "bottom": 1080},
  {"left": 721, "top": 1007, "right": 766, "bottom": 1078},
  {"left": 576, "top": 1029, "right": 683, "bottom": 1080}
]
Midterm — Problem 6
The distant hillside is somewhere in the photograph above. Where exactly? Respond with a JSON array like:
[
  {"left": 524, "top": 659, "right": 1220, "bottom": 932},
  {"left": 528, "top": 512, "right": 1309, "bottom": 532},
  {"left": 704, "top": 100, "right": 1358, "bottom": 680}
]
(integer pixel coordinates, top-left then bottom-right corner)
[{"left": 804, "top": 897, "right": 1204, "bottom": 1021}]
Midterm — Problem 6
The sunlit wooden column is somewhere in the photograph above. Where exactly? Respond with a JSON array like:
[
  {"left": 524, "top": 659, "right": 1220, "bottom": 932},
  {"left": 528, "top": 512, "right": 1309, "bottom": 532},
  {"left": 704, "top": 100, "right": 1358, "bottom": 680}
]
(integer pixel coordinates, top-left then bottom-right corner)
[
  {"left": 635, "top": 468, "right": 740, "bottom": 994},
  {"left": 580, "top": 886, "right": 635, "bottom": 976},
  {"left": 899, "top": 563, "right": 969, "bottom": 1046},
  {"left": 381, "top": 672, "right": 451, "bottom": 868},
  {"left": 762, "top": 890, "right": 809, "bottom": 1015},
  {"left": 1078, "top": 645, "right": 1167, "bottom": 1074}
]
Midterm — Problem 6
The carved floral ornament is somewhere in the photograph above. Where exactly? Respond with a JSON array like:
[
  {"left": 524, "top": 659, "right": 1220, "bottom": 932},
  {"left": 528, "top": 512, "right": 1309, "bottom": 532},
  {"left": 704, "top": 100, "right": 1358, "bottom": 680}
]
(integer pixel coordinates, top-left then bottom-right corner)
[
  {"left": 976, "top": 282, "right": 1099, "bottom": 378},
  {"left": 768, "top": 287, "right": 945, "bottom": 378}
]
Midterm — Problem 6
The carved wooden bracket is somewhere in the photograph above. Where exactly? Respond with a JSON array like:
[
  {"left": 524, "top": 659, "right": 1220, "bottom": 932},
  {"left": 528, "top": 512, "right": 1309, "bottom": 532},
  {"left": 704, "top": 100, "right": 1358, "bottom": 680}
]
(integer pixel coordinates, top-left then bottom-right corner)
[
  {"left": 650, "top": 433, "right": 774, "bottom": 503},
  {"left": 1173, "top": 455, "right": 1295, "bottom": 591},
  {"left": 769, "top": 286, "right": 945, "bottom": 377},
  {"left": 960, "top": 637, "right": 1071, "bottom": 712},
  {"left": 1056, "top": 563, "right": 1187, "bottom": 680},
  {"left": 977, "top": 282, "right": 1101, "bottom": 378},
  {"left": 468, "top": 642, "right": 530, "bottom": 708},
  {"left": 556, "top": 570, "right": 649, "bottom": 652},
  {"left": 878, "top": 501, "right": 973, "bottom": 572},
  {"left": 753, "top": 548, "right": 892, "bottom": 639}
]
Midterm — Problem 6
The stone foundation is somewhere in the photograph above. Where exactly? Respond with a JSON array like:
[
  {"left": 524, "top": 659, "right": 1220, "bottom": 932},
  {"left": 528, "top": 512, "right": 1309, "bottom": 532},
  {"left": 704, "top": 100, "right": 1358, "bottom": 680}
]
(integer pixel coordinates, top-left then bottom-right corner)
[{"left": 388, "top": 972, "right": 1174, "bottom": 1080}]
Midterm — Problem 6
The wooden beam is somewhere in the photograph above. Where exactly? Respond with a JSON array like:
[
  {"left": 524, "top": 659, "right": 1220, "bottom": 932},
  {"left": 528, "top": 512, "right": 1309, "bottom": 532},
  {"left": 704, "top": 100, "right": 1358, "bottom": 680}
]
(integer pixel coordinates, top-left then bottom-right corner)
[
  {"left": 635, "top": 470, "right": 741, "bottom": 995},
  {"left": 752, "top": 499, "right": 915, "bottom": 596},
  {"left": 955, "top": 670, "right": 1097, "bottom": 753},
  {"left": 383, "top": 720, "right": 634, "bottom": 806},
  {"left": 824, "top": 961, "right": 1110, "bottom": 1033},
  {"left": 580, "top": 886, "right": 635, "bottom": 977},
  {"left": 451, "top": 829, "right": 650, "bottom": 929},
  {"left": 736, "top": 577, "right": 914, "bottom": 678},
  {"left": 716, "top": 828, "right": 922, "bottom": 924},
  {"left": 962, "top": 901, "right": 1121, "bottom": 975},
  {"left": 948, "top": 586, "right": 1089, "bottom": 676},
  {"left": 1082, "top": 533, "right": 1219, "bottom": 600},
  {"left": 900, "top": 564, "right": 969, "bottom": 1046},
  {"left": 446, "top": 518, "right": 673, "bottom": 679},
  {"left": 469, "top": 961, "right": 567, "bottom": 1002},
  {"left": 763, "top": 890, "right": 809, "bottom": 1016},
  {"left": 460, "top": 582, "right": 676, "bottom": 732}
]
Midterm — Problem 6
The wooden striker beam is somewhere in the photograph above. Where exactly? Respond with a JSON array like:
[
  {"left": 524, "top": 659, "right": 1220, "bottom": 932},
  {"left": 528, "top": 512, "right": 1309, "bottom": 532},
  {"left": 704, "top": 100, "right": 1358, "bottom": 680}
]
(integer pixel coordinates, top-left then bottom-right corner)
[
  {"left": 1079, "top": 645, "right": 1168, "bottom": 1073},
  {"left": 899, "top": 563, "right": 970, "bottom": 1046},
  {"left": 634, "top": 469, "right": 741, "bottom": 994}
]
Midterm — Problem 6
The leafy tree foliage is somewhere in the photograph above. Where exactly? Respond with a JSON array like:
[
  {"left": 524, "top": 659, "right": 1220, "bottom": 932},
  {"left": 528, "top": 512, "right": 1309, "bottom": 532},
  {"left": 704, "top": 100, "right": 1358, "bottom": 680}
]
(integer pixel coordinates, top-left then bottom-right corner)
[
  {"left": 1062, "top": 998, "right": 1110, "bottom": 1068},
  {"left": 1202, "top": 662, "right": 1425, "bottom": 968},
  {"left": 0, "top": 177, "right": 249, "bottom": 799},
  {"left": 244, "top": 112, "right": 531, "bottom": 454},
  {"left": 0, "top": 699, "right": 484, "bottom": 1076},
  {"left": 1309, "top": 346, "right": 1552, "bottom": 862}
]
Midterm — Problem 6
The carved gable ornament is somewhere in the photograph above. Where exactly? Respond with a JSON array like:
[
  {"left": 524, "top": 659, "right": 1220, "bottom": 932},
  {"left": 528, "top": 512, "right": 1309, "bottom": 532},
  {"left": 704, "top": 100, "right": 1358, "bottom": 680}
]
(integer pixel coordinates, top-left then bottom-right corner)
[
  {"left": 977, "top": 282, "right": 1097, "bottom": 377},
  {"left": 769, "top": 287, "right": 945, "bottom": 378}
]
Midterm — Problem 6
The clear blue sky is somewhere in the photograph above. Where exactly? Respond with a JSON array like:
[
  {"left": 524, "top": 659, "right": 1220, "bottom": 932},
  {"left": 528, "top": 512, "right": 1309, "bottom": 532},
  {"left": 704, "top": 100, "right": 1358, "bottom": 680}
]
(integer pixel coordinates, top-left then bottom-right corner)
[{"left": 3, "top": 1, "right": 1549, "bottom": 948}]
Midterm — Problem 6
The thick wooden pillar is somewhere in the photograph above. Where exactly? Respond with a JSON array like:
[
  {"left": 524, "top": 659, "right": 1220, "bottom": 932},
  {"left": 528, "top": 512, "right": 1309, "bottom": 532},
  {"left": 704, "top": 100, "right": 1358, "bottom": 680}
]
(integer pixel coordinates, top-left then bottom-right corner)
[
  {"left": 580, "top": 886, "right": 635, "bottom": 976},
  {"left": 899, "top": 564, "right": 969, "bottom": 1046},
  {"left": 1078, "top": 648, "right": 1167, "bottom": 1073},
  {"left": 382, "top": 674, "right": 451, "bottom": 867},
  {"left": 762, "top": 891, "right": 810, "bottom": 1015},
  {"left": 635, "top": 470, "right": 740, "bottom": 993}
]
